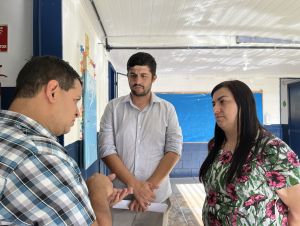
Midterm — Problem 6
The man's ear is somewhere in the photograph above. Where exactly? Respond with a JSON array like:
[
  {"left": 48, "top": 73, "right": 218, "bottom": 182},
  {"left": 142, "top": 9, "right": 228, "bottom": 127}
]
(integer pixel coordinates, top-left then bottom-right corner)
[
  {"left": 152, "top": 75, "right": 157, "bottom": 83},
  {"left": 45, "top": 80, "right": 60, "bottom": 103}
]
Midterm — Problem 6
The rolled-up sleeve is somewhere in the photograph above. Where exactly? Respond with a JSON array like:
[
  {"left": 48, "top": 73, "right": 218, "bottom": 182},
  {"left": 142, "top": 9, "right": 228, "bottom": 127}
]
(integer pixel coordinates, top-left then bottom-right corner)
[
  {"left": 99, "top": 103, "right": 117, "bottom": 158},
  {"left": 165, "top": 105, "right": 183, "bottom": 156}
]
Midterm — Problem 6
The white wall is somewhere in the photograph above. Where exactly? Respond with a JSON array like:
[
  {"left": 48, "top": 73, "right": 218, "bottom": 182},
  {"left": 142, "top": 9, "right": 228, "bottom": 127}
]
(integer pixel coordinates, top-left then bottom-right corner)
[
  {"left": 63, "top": 0, "right": 109, "bottom": 145},
  {"left": 0, "top": 0, "right": 110, "bottom": 146},
  {"left": 118, "top": 74, "right": 300, "bottom": 125},
  {"left": 0, "top": 0, "right": 33, "bottom": 87}
]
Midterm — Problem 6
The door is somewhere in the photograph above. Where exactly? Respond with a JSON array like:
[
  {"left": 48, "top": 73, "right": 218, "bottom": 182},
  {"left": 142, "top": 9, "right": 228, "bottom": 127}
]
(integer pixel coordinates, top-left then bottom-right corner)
[
  {"left": 108, "top": 62, "right": 118, "bottom": 100},
  {"left": 288, "top": 81, "right": 300, "bottom": 156}
]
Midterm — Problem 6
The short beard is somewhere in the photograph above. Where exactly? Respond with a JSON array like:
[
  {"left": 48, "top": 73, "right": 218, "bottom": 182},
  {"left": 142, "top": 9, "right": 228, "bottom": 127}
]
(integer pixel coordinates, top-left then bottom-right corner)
[{"left": 131, "top": 88, "right": 151, "bottom": 97}]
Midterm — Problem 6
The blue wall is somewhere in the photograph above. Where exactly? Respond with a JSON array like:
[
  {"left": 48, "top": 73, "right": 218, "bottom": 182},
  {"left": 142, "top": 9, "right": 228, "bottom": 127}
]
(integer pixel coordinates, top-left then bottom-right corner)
[
  {"left": 33, "top": 0, "right": 62, "bottom": 57},
  {"left": 171, "top": 143, "right": 208, "bottom": 177},
  {"left": 1, "top": 87, "right": 15, "bottom": 110},
  {"left": 156, "top": 93, "right": 263, "bottom": 142},
  {"left": 170, "top": 124, "right": 286, "bottom": 178},
  {"left": 65, "top": 139, "right": 103, "bottom": 180}
]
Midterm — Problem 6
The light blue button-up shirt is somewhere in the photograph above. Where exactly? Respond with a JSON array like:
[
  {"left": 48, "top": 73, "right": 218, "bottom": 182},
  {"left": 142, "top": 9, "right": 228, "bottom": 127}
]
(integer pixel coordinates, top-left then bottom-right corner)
[{"left": 99, "top": 93, "right": 183, "bottom": 202}]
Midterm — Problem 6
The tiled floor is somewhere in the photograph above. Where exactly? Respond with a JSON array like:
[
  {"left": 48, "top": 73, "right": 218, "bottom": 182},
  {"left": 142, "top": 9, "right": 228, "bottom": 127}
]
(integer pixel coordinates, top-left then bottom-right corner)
[{"left": 168, "top": 178, "right": 205, "bottom": 226}]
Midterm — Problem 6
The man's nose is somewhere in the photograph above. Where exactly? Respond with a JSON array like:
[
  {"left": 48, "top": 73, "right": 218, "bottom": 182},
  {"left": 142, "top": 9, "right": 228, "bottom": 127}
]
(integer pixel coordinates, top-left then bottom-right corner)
[
  {"left": 75, "top": 106, "right": 80, "bottom": 118},
  {"left": 135, "top": 75, "right": 143, "bottom": 83}
]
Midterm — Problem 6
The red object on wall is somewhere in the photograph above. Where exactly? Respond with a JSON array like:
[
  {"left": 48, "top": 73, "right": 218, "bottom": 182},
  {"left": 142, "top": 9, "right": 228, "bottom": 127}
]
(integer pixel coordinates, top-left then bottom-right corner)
[{"left": 0, "top": 25, "right": 8, "bottom": 52}]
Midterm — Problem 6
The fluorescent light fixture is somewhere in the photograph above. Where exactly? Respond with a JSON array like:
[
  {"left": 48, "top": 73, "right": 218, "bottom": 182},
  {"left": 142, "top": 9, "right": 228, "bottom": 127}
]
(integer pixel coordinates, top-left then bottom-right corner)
[{"left": 236, "top": 36, "right": 300, "bottom": 45}]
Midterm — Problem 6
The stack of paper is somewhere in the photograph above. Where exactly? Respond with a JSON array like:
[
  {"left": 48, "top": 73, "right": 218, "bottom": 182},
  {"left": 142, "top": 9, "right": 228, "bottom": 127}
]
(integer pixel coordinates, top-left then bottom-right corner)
[{"left": 112, "top": 200, "right": 168, "bottom": 213}]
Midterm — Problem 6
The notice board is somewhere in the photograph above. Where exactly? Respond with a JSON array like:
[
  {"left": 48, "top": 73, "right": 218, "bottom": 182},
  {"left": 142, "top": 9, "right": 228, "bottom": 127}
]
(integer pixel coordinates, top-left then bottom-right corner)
[
  {"left": 81, "top": 34, "right": 98, "bottom": 169},
  {"left": 83, "top": 71, "right": 97, "bottom": 169}
]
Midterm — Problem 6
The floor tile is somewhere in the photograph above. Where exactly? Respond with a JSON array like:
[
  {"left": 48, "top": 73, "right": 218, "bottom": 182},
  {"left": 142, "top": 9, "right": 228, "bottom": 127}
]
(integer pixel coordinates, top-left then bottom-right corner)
[{"left": 168, "top": 178, "right": 205, "bottom": 226}]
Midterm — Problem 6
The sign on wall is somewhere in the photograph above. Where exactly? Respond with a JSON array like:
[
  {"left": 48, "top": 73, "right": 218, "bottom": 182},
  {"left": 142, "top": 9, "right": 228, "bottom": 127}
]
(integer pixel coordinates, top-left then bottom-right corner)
[{"left": 0, "top": 25, "right": 8, "bottom": 52}]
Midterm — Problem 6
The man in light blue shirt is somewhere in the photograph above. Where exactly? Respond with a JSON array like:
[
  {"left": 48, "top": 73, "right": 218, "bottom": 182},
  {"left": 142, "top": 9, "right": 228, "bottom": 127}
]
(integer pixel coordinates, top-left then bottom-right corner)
[{"left": 99, "top": 52, "right": 183, "bottom": 226}]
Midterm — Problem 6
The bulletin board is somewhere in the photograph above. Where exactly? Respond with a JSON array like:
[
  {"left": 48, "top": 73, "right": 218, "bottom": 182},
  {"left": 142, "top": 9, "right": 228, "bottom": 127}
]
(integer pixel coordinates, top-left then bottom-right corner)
[
  {"left": 81, "top": 34, "right": 97, "bottom": 169},
  {"left": 156, "top": 93, "right": 263, "bottom": 142},
  {"left": 83, "top": 71, "right": 97, "bottom": 168}
]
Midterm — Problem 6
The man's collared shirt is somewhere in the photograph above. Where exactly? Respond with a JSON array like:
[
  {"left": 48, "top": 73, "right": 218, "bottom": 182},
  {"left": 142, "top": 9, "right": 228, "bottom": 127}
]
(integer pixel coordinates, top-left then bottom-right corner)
[
  {"left": 0, "top": 110, "right": 95, "bottom": 225},
  {"left": 99, "top": 93, "right": 183, "bottom": 202}
]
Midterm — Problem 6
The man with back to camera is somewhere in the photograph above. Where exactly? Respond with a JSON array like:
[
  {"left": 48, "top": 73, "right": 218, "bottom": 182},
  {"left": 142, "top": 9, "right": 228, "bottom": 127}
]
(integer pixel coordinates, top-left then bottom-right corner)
[
  {"left": 0, "top": 56, "right": 131, "bottom": 226},
  {"left": 99, "top": 52, "right": 183, "bottom": 226}
]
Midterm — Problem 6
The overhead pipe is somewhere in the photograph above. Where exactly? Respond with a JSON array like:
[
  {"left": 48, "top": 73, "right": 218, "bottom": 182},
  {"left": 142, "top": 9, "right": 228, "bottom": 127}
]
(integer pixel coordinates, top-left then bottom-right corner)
[
  {"left": 88, "top": 3, "right": 300, "bottom": 51},
  {"left": 107, "top": 45, "right": 300, "bottom": 50},
  {"left": 89, "top": 0, "right": 111, "bottom": 50}
]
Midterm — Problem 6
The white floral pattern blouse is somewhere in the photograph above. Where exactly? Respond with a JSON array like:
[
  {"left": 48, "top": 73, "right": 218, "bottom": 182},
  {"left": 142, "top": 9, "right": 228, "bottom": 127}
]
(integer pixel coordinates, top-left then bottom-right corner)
[{"left": 202, "top": 132, "right": 300, "bottom": 226}]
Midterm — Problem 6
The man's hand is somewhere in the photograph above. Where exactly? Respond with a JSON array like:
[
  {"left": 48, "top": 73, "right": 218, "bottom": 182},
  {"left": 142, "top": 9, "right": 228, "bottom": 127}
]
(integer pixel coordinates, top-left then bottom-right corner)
[
  {"left": 87, "top": 173, "right": 133, "bottom": 226},
  {"left": 131, "top": 180, "right": 158, "bottom": 210},
  {"left": 86, "top": 173, "right": 115, "bottom": 198},
  {"left": 86, "top": 173, "right": 115, "bottom": 226},
  {"left": 129, "top": 199, "right": 151, "bottom": 212},
  {"left": 108, "top": 187, "right": 133, "bottom": 207}
]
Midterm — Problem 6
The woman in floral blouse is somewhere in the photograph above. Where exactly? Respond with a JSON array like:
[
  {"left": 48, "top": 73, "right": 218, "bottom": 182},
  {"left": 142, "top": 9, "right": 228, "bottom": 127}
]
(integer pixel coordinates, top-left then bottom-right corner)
[{"left": 199, "top": 80, "right": 300, "bottom": 225}]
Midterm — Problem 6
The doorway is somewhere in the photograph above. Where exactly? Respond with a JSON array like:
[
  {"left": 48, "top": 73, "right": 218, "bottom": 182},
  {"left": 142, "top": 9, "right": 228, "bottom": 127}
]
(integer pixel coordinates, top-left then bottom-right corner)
[{"left": 288, "top": 81, "right": 300, "bottom": 156}]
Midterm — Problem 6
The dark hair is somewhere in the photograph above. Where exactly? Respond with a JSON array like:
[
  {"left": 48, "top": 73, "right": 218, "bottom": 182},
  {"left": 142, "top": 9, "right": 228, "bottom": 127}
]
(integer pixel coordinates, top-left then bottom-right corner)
[
  {"left": 15, "top": 55, "right": 82, "bottom": 98},
  {"left": 127, "top": 52, "right": 157, "bottom": 76},
  {"left": 199, "top": 80, "right": 264, "bottom": 184}
]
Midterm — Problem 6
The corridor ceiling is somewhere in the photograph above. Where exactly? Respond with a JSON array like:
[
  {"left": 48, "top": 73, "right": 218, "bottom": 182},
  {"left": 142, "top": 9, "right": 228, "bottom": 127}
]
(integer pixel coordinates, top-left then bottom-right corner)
[{"left": 92, "top": 0, "right": 300, "bottom": 77}]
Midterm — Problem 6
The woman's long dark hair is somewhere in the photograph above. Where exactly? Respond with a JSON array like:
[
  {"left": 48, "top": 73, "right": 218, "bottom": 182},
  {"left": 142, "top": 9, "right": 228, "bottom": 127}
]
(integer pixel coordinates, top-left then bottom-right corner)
[{"left": 199, "top": 80, "right": 264, "bottom": 184}]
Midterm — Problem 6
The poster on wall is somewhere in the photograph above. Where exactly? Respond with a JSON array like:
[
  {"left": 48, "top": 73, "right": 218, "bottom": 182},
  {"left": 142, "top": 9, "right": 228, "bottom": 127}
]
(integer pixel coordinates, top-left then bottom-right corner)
[
  {"left": 81, "top": 34, "right": 98, "bottom": 169},
  {"left": 0, "top": 25, "right": 8, "bottom": 52}
]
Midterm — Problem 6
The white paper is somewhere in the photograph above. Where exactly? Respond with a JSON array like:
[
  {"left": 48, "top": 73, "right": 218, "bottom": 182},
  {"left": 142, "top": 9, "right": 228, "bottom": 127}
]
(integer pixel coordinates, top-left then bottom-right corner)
[{"left": 112, "top": 200, "right": 168, "bottom": 213}]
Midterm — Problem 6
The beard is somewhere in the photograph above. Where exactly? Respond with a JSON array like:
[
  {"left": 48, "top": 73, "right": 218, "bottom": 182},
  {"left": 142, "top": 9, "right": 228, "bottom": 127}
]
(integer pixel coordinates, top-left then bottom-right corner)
[{"left": 130, "top": 84, "right": 151, "bottom": 96}]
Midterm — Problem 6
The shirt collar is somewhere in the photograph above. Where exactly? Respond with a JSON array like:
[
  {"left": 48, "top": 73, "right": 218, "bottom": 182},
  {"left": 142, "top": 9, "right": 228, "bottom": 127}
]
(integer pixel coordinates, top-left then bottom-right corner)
[
  {"left": 0, "top": 110, "right": 58, "bottom": 141},
  {"left": 122, "top": 92, "right": 162, "bottom": 104}
]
